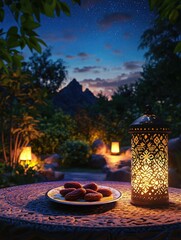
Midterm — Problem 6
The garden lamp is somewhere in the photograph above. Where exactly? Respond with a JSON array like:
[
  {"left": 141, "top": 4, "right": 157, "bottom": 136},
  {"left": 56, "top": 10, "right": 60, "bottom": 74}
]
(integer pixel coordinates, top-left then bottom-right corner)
[
  {"left": 19, "top": 146, "right": 32, "bottom": 166},
  {"left": 111, "top": 141, "right": 120, "bottom": 155}
]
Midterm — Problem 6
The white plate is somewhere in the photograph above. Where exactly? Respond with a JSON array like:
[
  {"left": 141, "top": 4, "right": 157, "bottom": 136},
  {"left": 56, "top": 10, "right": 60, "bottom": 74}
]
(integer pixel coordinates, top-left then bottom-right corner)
[{"left": 46, "top": 185, "right": 122, "bottom": 206}]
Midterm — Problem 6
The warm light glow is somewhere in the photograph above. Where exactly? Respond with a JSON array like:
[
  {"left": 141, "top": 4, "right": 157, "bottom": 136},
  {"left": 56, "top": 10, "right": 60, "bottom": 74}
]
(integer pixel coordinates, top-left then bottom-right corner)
[
  {"left": 105, "top": 149, "right": 131, "bottom": 169},
  {"left": 131, "top": 133, "right": 169, "bottom": 206},
  {"left": 19, "top": 146, "right": 32, "bottom": 161},
  {"left": 111, "top": 142, "right": 120, "bottom": 155}
]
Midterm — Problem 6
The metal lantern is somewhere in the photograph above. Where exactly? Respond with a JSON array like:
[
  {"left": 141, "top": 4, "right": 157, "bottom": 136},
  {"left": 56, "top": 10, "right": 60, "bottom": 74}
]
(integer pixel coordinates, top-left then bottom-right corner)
[{"left": 129, "top": 107, "right": 171, "bottom": 206}]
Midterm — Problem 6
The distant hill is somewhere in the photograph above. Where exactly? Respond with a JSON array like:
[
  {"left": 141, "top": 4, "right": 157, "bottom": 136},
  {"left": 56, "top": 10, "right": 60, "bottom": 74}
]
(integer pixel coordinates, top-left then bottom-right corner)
[{"left": 53, "top": 79, "right": 97, "bottom": 114}]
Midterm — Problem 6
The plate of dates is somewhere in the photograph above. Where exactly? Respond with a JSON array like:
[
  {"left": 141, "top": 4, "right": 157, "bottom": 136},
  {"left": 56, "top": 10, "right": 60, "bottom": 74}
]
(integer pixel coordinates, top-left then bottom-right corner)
[{"left": 46, "top": 181, "right": 122, "bottom": 206}]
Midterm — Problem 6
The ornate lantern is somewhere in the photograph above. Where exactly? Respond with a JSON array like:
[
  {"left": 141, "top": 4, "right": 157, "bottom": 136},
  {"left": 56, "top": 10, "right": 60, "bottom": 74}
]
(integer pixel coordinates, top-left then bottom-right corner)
[
  {"left": 129, "top": 107, "right": 171, "bottom": 206},
  {"left": 111, "top": 141, "right": 120, "bottom": 155}
]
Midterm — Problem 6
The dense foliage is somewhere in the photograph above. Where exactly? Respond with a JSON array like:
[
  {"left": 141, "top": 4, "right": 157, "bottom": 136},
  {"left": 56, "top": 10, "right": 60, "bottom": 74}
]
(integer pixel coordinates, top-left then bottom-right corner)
[
  {"left": 32, "top": 110, "right": 76, "bottom": 155},
  {"left": 136, "top": 19, "right": 181, "bottom": 136},
  {"left": 0, "top": 71, "right": 44, "bottom": 166},
  {"left": 0, "top": 0, "right": 80, "bottom": 72},
  {"left": 59, "top": 140, "right": 91, "bottom": 168},
  {"left": 0, "top": 0, "right": 79, "bottom": 170},
  {"left": 23, "top": 48, "right": 67, "bottom": 94},
  {"left": 149, "top": 0, "right": 181, "bottom": 52},
  {"left": 0, "top": 162, "right": 41, "bottom": 188}
]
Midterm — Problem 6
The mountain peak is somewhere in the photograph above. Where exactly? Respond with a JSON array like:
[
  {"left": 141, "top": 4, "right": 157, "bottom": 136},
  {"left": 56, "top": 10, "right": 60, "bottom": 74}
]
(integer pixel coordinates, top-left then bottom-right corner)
[
  {"left": 53, "top": 79, "right": 97, "bottom": 114},
  {"left": 67, "top": 79, "right": 82, "bottom": 92},
  {"left": 70, "top": 78, "right": 79, "bottom": 84}
]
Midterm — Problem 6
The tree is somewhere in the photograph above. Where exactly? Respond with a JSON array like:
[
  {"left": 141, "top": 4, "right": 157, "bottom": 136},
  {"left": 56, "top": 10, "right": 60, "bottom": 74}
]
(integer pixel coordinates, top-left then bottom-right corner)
[
  {"left": 111, "top": 84, "right": 136, "bottom": 114},
  {"left": 0, "top": 71, "right": 44, "bottom": 166},
  {"left": 139, "top": 20, "right": 180, "bottom": 63},
  {"left": 23, "top": 48, "right": 67, "bottom": 94},
  {"left": 149, "top": 0, "right": 181, "bottom": 52},
  {"left": 109, "top": 84, "right": 140, "bottom": 145},
  {"left": 0, "top": 0, "right": 80, "bottom": 72},
  {"left": 77, "top": 92, "right": 132, "bottom": 145},
  {"left": 136, "top": 19, "right": 181, "bottom": 136},
  {"left": 0, "top": 0, "right": 80, "bottom": 166}
]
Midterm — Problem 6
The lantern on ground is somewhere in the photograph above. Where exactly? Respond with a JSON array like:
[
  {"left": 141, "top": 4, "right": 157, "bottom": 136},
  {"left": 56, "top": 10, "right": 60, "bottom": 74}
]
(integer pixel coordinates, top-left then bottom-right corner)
[
  {"left": 129, "top": 107, "right": 171, "bottom": 206},
  {"left": 19, "top": 146, "right": 32, "bottom": 166},
  {"left": 111, "top": 141, "right": 120, "bottom": 155}
]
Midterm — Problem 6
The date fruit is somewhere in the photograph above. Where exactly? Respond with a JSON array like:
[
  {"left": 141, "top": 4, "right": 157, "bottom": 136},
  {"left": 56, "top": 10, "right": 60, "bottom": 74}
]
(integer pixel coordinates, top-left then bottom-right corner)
[
  {"left": 83, "top": 182, "right": 98, "bottom": 191},
  {"left": 65, "top": 188, "right": 86, "bottom": 201},
  {"left": 97, "top": 188, "right": 112, "bottom": 197},
  {"left": 64, "top": 181, "right": 82, "bottom": 189},
  {"left": 60, "top": 188, "right": 76, "bottom": 197},
  {"left": 84, "top": 192, "right": 103, "bottom": 202},
  {"left": 85, "top": 188, "right": 97, "bottom": 194}
]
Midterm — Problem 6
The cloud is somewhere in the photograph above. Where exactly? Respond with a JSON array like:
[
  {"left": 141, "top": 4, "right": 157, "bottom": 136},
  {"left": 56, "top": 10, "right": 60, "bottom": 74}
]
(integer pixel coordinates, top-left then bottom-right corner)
[
  {"left": 66, "top": 55, "right": 75, "bottom": 59},
  {"left": 73, "top": 65, "right": 108, "bottom": 73},
  {"left": 65, "top": 52, "right": 91, "bottom": 60},
  {"left": 74, "top": 66, "right": 100, "bottom": 73},
  {"left": 103, "top": 67, "right": 108, "bottom": 72},
  {"left": 80, "top": 71, "right": 141, "bottom": 98},
  {"left": 123, "top": 61, "right": 144, "bottom": 70},
  {"left": 98, "top": 12, "right": 132, "bottom": 30},
  {"left": 113, "top": 49, "right": 121, "bottom": 55},
  {"left": 77, "top": 52, "right": 90, "bottom": 59},
  {"left": 123, "top": 32, "right": 132, "bottom": 39},
  {"left": 81, "top": 0, "right": 103, "bottom": 8},
  {"left": 61, "top": 31, "right": 77, "bottom": 42},
  {"left": 93, "top": 70, "right": 101, "bottom": 74},
  {"left": 43, "top": 35, "right": 59, "bottom": 42},
  {"left": 54, "top": 51, "right": 64, "bottom": 57},
  {"left": 105, "top": 43, "right": 112, "bottom": 49},
  {"left": 105, "top": 43, "right": 121, "bottom": 55},
  {"left": 44, "top": 31, "right": 76, "bottom": 43},
  {"left": 112, "top": 66, "right": 122, "bottom": 71}
]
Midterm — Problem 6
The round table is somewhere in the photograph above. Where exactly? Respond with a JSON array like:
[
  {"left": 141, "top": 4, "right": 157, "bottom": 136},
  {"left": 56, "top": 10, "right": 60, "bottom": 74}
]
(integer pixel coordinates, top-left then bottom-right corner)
[{"left": 0, "top": 181, "right": 180, "bottom": 240}]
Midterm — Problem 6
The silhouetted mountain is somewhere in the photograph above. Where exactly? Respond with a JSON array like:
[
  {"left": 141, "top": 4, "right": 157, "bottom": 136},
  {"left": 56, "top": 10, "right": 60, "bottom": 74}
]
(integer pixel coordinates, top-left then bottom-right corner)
[{"left": 53, "top": 79, "right": 97, "bottom": 114}]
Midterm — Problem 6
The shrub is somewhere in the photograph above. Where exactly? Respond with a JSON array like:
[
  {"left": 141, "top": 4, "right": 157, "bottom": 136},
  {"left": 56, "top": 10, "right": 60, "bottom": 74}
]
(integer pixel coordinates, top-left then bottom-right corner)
[
  {"left": 32, "top": 110, "right": 77, "bottom": 155},
  {"left": 0, "top": 163, "right": 41, "bottom": 188},
  {"left": 59, "top": 140, "right": 91, "bottom": 168}
]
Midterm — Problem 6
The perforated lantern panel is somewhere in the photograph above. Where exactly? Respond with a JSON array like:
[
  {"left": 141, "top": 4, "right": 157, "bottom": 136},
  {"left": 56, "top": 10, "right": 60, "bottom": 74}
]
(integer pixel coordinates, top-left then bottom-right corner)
[{"left": 131, "top": 133, "right": 169, "bottom": 206}]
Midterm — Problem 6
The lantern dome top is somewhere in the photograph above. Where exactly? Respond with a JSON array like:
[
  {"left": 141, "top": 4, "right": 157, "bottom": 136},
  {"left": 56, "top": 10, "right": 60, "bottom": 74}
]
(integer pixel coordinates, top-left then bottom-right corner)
[{"left": 129, "top": 106, "right": 171, "bottom": 133}]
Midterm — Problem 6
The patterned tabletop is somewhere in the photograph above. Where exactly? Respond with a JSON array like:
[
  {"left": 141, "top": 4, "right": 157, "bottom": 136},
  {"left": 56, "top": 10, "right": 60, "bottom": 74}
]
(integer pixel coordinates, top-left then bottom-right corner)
[{"left": 0, "top": 181, "right": 180, "bottom": 239}]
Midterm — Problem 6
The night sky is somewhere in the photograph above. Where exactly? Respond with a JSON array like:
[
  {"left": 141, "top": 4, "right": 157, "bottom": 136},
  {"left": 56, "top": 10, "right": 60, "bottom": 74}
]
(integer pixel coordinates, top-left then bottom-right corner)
[{"left": 3, "top": 0, "right": 154, "bottom": 97}]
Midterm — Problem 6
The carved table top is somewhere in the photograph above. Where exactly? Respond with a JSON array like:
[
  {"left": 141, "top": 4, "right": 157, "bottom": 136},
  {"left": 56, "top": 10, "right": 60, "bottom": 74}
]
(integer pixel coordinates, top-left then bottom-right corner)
[{"left": 0, "top": 181, "right": 180, "bottom": 239}]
